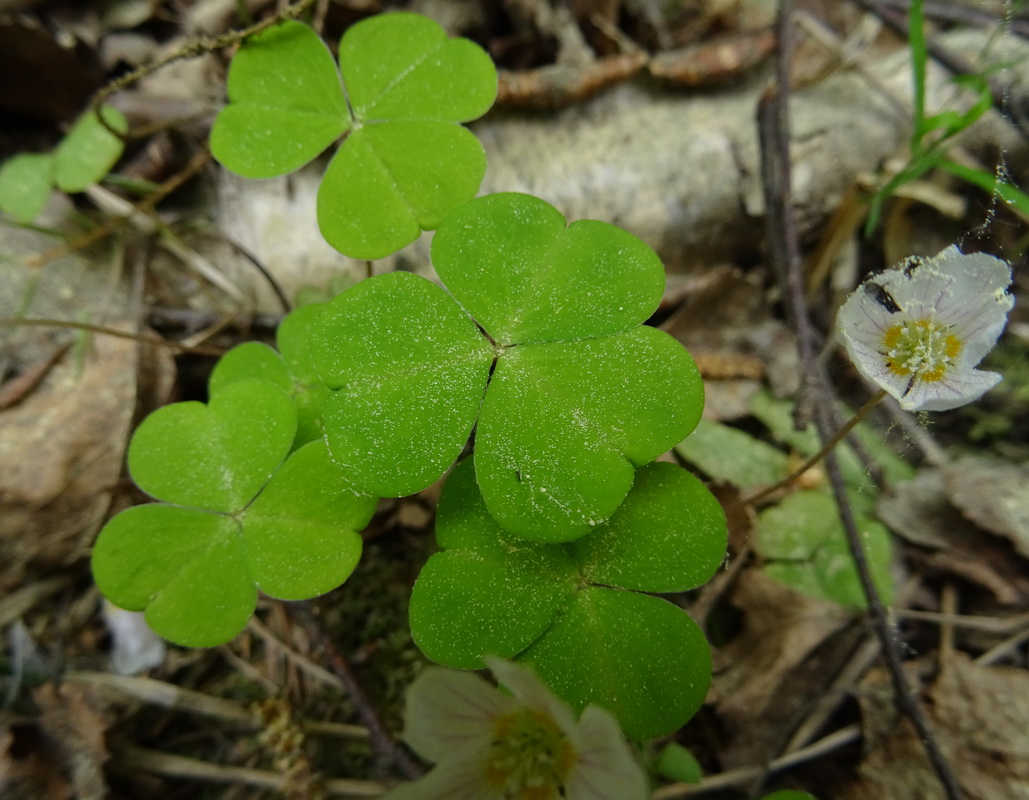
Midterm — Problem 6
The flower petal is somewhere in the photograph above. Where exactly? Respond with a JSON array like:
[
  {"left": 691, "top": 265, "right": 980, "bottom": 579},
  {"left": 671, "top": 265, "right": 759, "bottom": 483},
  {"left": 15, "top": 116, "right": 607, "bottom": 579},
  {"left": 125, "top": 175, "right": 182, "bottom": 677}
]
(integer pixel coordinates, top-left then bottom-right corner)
[
  {"left": 897, "top": 367, "right": 1002, "bottom": 412},
  {"left": 565, "top": 706, "right": 647, "bottom": 800},
  {"left": 380, "top": 755, "right": 507, "bottom": 800},
  {"left": 486, "top": 656, "right": 579, "bottom": 741},
  {"left": 912, "top": 249, "right": 1013, "bottom": 358},
  {"left": 403, "top": 667, "right": 517, "bottom": 763}
]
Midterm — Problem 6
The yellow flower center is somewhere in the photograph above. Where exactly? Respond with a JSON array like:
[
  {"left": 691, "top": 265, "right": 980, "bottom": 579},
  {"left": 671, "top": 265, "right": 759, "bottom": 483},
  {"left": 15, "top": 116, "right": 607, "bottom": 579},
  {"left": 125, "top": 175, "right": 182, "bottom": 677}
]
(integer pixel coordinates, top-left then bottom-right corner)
[
  {"left": 882, "top": 319, "right": 963, "bottom": 382},
  {"left": 484, "top": 709, "right": 577, "bottom": 799}
]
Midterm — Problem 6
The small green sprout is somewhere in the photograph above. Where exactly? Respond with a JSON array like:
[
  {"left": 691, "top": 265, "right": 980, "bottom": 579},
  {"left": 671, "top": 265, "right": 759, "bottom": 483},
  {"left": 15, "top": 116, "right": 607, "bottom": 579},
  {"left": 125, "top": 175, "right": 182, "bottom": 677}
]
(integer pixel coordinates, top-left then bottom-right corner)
[{"left": 0, "top": 105, "right": 127, "bottom": 223}]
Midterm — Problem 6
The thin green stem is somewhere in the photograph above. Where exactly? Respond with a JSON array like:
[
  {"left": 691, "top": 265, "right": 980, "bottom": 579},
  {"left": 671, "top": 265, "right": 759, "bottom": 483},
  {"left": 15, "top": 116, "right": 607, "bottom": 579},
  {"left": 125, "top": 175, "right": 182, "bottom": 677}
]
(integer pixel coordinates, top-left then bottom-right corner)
[{"left": 743, "top": 388, "right": 887, "bottom": 505}]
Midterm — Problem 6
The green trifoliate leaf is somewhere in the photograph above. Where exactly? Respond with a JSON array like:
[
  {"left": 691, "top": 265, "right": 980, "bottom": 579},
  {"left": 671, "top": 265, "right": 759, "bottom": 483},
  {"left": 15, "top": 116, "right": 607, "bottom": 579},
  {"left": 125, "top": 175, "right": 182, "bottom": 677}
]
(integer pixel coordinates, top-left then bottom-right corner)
[
  {"left": 210, "top": 13, "right": 496, "bottom": 258},
  {"left": 409, "top": 458, "right": 725, "bottom": 738},
  {"left": 210, "top": 342, "right": 292, "bottom": 394},
  {"left": 210, "top": 21, "right": 349, "bottom": 179},
  {"left": 53, "top": 106, "right": 127, "bottom": 192},
  {"left": 519, "top": 587, "right": 711, "bottom": 741},
  {"left": 276, "top": 302, "right": 326, "bottom": 386},
  {"left": 127, "top": 379, "right": 297, "bottom": 512},
  {"left": 340, "top": 12, "right": 497, "bottom": 121},
  {"left": 317, "top": 121, "right": 486, "bottom": 258},
  {"left": 243, "top": 439, "right": 375, "bottom": 599},
  {"left": 209, "top": 305, "right": 331, "bottom": 449},
  {"left": 571, "top": 462, "right": 727, "bottom": 591},
  {"left": 276, "top": 303, "right": 332, "bottom": 445},
  {"left": 410, "top": 459, "right": 579, "bottom": 668},
  {"left": 755, "top": 490, "right": 893, "bottom": 607},
  {"left": 0, "top": 153, "right": 54, "bottom": 223},
  {"left": 476, "top": 326, "right": 702, "bottom": 541},
  {"left": 311, "top": 271, "right": 494, "bottom": 497},
  {"left": 94, "top": 438, "right": 375, "bottom": 647},
  {"left": 318, "top": 12, "right": 495, "bottom": 258},
  {"left": 432, "top": 192, "right": 664, "bottom": 344},
  {"left": 312, "top": 193, "right": 704, "bottom": 541},
  {"left": 93, "top": 505, "right": 254, "bottom": 647}
]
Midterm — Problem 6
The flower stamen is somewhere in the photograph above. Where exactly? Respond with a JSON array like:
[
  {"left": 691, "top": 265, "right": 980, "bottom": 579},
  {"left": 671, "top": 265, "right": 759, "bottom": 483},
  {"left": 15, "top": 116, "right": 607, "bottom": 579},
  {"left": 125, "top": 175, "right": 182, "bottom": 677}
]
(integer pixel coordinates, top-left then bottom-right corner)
[
  {"left": 485, "top": 709, "right": 576, "bottom": 799},
  {"left": 882, "top": 319, "right": 963, "bottom": 384}
]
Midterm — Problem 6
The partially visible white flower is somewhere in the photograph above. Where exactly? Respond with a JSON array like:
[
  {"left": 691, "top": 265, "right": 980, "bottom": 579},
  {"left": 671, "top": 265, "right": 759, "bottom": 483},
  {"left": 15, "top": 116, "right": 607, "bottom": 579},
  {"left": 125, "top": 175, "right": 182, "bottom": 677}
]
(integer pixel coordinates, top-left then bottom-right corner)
[
  {"left": 836, "top": 245, "right": 1014, "bottom": 411},
  {"left": 383, "top": 657, "right": 647, "bottom": 800},
  {"left": 102, "top": 601, "right": 165, "bottom": 675}
]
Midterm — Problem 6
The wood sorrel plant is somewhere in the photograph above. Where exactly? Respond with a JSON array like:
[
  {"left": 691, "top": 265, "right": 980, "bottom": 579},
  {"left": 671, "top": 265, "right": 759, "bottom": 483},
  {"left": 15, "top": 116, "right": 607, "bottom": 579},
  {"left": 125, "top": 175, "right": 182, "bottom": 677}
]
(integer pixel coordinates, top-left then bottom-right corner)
[{"left": 92, "top": 12, "right": 727, "bottom": 742}]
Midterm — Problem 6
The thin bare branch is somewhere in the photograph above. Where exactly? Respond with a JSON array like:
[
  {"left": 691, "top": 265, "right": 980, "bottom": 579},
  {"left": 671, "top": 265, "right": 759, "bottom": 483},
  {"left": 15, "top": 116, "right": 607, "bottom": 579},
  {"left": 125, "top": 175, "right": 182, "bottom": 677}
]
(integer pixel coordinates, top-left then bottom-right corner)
[{"left": 756, "top": 3, "right": 963, "bottom": 798}]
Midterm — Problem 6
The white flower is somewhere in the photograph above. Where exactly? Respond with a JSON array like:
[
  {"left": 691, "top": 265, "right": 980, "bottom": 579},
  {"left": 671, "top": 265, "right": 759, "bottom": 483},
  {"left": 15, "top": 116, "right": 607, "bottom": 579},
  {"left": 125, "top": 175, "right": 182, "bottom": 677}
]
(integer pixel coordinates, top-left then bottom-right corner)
[
  {"left": 836, "top": 245, "right": 1014, "bottom": 411},
  {"left": 383, "top": 657, "right": 647, "bottom": 800}
]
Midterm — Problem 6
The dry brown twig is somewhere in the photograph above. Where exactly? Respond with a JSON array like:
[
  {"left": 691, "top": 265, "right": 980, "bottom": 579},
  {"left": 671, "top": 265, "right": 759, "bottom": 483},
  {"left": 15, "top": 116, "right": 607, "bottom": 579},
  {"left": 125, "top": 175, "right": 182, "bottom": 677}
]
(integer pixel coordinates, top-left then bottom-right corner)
[
  {"left": 90, "top": 0, "right": 320, "bottom": 141},
  {"left": 0, "top": 318, "right": 225, "bottom": 357},
  {"left": 755, "top": 1, "right": 963, "bottom": 798}
]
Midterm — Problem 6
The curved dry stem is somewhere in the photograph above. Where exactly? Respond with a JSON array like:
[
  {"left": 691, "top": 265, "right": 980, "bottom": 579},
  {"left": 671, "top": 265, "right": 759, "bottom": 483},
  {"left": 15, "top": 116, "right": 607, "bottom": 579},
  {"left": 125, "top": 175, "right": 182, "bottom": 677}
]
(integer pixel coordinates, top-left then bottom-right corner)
[
  {"left": 0, "top": 318, "right": 224, "bottom": 357},
  {"left": 90, "top": 0, "right": 319, "bottom": 141},
  {"left": 755, "top": 3, "right": 963, "bottom": 798}
]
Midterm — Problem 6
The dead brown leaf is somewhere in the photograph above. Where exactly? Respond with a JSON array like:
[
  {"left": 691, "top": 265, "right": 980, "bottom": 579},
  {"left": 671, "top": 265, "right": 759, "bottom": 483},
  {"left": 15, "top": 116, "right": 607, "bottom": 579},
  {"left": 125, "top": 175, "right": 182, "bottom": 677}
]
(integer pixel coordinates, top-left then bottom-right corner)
[
  {"left": 944, "top": 457, "right": 1029, "bottom": 560},
  {"left": 662, "top": 266, "right": 798, "bottom": 419},
  {"left": 0, "top": 682, "right": 115, "bottom": 800},
  {"left": 878, "top": 470, "right": 1029, "bottom": 604},
  {"left": 710, "top": 568, "right": 854, "bottom": 768},
  {"left": 839, "top": 655, "right": 1029, "bottom": 799}
]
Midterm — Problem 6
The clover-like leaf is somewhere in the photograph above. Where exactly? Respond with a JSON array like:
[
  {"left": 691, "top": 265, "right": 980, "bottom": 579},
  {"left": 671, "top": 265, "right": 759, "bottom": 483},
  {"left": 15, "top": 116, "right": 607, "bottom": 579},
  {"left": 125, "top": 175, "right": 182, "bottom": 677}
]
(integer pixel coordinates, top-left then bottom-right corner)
[
  {"left": 313, "top": 193, "right": 703, "bottom": 541},
  {"left": 571, "top": 457, "right": 726, "bottom": 591},
  {"left": 410, "top": 458, "right": 579, "bottom": 668},
  {"left": 0, "top": 105, "right": 126, "bottom": 223},
  {"left": 432, "top": 192, "right": 664, "bottom": 344},
  {"left": 340, "top": 12, "right": 497, "bottom": 121},
  {"left": 243, "top": 438, "right": 375, "bottom": 599},
  {"left": 476, "top": 326, "right": 701, "bottom": 541},
  {"left": 128, "top": 380, "right": 296, "bottom": 511},
  {"left": 519, "top": 587, "right": 711, "bottom": 741},
  {"left": 754, "top": 490, "right": 893, "bottom": 607},
  {"left": 210, "top": 21, "right": 349, "bottom": 178},
  {"left": 93, "top": 506, "right": 255, "bottom": 647},
  {"left": 312, "top": 271, "right": 495, "bottom": 497},
  {"left": 210, "top": 13, "right": 497, "bottom": 258},
  {"left": 0, "top": 153, "right": 54, "bottom": 223},
  {"left": 409, "top": 457, "right": 726, "bottom": 738},
  {"left": 210, "top": 342, "right": 292, "bottom": 393},
  {"left": 317, "top": 121, "right": 486, "bottom": 257},
  {"left": 655, "top": 743, "right": 703, "bottom": 784},
  {"left": 209, "top": 304, "right": 330, "bottom": 449},
  {"left": 93, "top": 381, "right": 376, "bottom": 646},
  {"left": 54, "top": 106, "right": 127, "bottom": 192}
]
